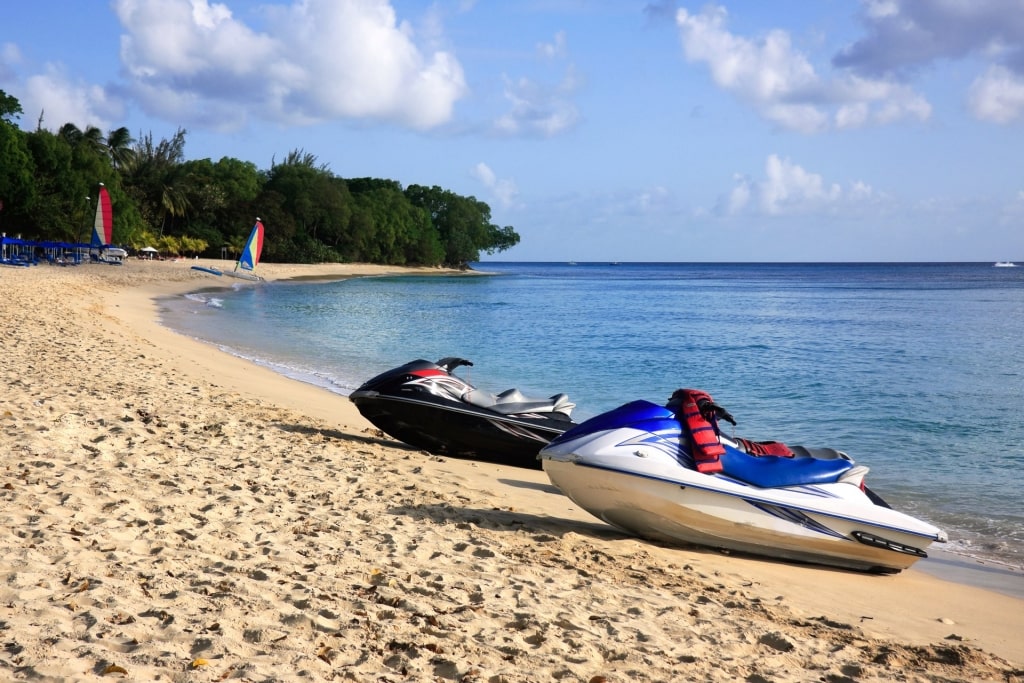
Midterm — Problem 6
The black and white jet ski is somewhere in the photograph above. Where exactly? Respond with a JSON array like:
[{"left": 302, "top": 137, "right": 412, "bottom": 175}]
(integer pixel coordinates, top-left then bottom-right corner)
[
  {"left": 350, "top": 357, "right": 576, "bottom": 468},
  {"left": 539, "top": 389, "right": 947, "bottom": 573}
]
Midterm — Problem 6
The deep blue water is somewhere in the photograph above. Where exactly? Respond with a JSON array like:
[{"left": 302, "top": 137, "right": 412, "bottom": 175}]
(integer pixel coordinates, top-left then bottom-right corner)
[{"left": 160, "top": 262, "right": 1024, "bottom": 569}]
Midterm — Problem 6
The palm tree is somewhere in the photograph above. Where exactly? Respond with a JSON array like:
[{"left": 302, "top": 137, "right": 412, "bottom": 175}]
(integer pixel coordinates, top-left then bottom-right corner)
[
  {"left": 57, "top": 122, "right": 83, "bottom": 145},
  {"left": 121, "top": 128, "right": 191, "bottom": 235},
  {"left": 160, "top": 184, "right": 190, "bottom": 235},
  {"left": 226, "top": 233, "right": 247, "bottom": 259},
  {"left": 105, "top": 127, "right": 135, "bottom": 170}
]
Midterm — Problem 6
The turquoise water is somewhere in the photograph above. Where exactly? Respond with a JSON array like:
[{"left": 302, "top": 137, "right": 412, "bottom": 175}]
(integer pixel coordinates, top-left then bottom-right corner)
[{"left": 160, "top": 262, "right": 1024, "bottom": 570}]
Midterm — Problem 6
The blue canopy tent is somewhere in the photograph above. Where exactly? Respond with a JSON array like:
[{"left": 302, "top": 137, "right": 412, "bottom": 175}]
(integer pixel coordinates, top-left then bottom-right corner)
[{"left": 1, "top": 235, "right": 93, "bottom": 267}]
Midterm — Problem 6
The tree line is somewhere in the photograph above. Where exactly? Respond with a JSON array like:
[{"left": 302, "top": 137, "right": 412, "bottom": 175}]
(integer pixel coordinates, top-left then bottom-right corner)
[{"left": 0, "top": 90, "right": 519, "bottom": 267}]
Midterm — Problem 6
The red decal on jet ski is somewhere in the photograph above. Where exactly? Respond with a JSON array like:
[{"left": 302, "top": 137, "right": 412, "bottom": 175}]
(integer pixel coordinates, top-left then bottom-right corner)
[{"left": 409, "top": 369, "right": 449, "bottom": 379}]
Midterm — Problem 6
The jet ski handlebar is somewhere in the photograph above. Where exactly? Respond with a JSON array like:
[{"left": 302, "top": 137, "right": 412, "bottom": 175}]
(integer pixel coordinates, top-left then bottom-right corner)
[
  {"left": 436, "top": 357, "right": 474, "bottom": 373},
  {"left": 696, "top": 397, "right": 736, "bottom": 426}
]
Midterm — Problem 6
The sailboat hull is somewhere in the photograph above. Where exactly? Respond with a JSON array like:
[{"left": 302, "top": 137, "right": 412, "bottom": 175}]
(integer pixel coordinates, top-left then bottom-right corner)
[
  {"left": 191, "top": 266, "right": 224, "bottom": 277},
  {"left": 223, "top": 270, "right": 263, "bottom": 281}
]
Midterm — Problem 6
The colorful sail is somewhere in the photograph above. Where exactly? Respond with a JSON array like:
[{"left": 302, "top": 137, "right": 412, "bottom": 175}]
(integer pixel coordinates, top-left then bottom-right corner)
[
  {"left": 90, "top": 184, "right": 112, "bottom": 247},
  {"left": 237, "top": 218, "right": 264, "bottom": 272}
]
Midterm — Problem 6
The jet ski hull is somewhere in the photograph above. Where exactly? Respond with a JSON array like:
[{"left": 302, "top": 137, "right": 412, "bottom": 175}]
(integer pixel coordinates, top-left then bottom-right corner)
[
  {"left": 351, "top": 392, "right": 571, "bottom": 467},
  {"left": 349, "top": 358, "right": 576, "bottom": 468}
]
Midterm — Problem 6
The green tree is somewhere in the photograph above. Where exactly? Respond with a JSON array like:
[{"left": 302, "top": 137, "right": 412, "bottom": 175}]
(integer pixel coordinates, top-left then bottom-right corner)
[
  {"left": 157, "top": 234, "right": 181, "bottom": 256},
  {"left": 405, "top": 184, "right": 520, "bottom": 267},
  {"left": 260, "top": 151, "right": 351, "bottom": 262},
  {"left": 0, "top": 96, "right": 522, "bottom": 265},
  {"left": 0, "top": 91, "right": 35, "bottom": 234},
  {"left": 105, "top": 127, "right": 135, "bottom": 170},
  {"left": 23, "top": 129, "right": 78, "bottom": 240},
  {"left": 121, "top": 128, "right": 190, "bottom": 235},
  {"left": 0, "top": 89, "right": 24, "bottom": 124}
]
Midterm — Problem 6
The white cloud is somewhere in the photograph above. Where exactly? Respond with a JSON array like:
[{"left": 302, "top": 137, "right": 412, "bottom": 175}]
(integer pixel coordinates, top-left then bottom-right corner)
[
  {"left": 723, "top": 155, "right": 875, "bottom": 216},
  {"left": 494, "top": 29, "right": 580, "bottom": 137},
  {"left": 636, "top": 186, "right": 671, "bottom": 213},
  {"left": 675, "top": 4, "right": 930, "bottom": 133},
  {"left": 726, "top": 173, "right": 752, "bottom": 213},
  {"left": 834, "top": 0, "right": 1024, "bottom": 77},
  {"left": 969, "top": 65, "right": 1024, "bottom": 123},
  {"left": 833, "top": 0, "right": 1024, "bottom": 124},
  {"left": 1, "top": 42, "right": 22, "bottom": 65},
  {"left": 471, "top": 162, "right": 519, "bottom": 209},
  {"left": 494, "top": 66, "right": 580, "bottom": 137},
  {"left": 538, "top": 31, "right": 567, "bottom": 59},
  {"left": 19, "top": 65, "right": 124, "bottom": 131},
  {"left": 112, "top": 0, "right": 466, "bottom": 131}
]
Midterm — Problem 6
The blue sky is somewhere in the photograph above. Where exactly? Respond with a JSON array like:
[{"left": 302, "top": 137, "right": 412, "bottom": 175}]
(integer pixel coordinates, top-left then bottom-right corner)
[{"left": 2, "top": 0, "right": 1023, "bottom": 262}]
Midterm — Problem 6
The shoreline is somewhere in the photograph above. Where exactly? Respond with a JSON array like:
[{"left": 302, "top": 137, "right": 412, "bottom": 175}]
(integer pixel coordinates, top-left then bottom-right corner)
[
  {"left": 162, "top": 263, "right": 1024, "bottom": 597},
  {"left": 1, "top": 259, "right": 1021, "bottom": 680}
]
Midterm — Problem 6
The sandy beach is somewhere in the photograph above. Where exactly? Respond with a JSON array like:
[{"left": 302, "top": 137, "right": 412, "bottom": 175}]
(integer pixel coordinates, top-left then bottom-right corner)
[{"left": 1, "top": 259, "right": 1021, "bottom": 682}]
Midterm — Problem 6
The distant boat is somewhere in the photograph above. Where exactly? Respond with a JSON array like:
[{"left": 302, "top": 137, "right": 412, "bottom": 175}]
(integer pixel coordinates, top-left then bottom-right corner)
[
  {"left": 90, "top": 184, "right": 126, "bottom": 264},
  {"left": 224, "top": 218, "right": 265, "bottom": 281},
  {"left": 993, "top": 261, "right": 1017, "bottom": 267},
  {"left": 192, "top": 218, "right": 265, "bottom": 281}
]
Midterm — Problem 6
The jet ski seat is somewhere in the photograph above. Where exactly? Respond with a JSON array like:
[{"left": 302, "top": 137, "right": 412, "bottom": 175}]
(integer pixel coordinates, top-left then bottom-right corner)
[
  {"left": 718, "top": 444, "right": 858, "bottom": 488},
  {"left": 464, "top": 388, "right": 576, "bottom": 416}
]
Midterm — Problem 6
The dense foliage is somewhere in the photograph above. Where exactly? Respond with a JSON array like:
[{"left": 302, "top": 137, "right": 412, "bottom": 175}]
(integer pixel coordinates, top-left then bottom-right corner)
[{"left": 0, "top": 90, "right": 519, "bottom": 267}]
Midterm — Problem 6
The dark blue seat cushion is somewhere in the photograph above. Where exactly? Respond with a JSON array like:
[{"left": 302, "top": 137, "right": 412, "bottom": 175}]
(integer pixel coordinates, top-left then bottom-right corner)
[{"left": 719, "top": 444, "right": 854, "bottom": 488}]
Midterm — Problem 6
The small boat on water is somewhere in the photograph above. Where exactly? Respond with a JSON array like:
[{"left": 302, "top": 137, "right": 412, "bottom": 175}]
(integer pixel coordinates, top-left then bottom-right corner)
[
  {"left": 993, "top": 261, "right": 1017, "bottom": 267},
  {"left": 350, "top": 357, "right": 576, "bottom": 468},
  {"left": 539, "top": 389, "right": 946, "bottom": 573}
]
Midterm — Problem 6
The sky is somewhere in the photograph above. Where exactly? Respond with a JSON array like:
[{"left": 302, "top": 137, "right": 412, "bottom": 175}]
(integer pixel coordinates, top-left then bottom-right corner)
[{"left": 2, "top": 0, "right": 1023, "bottom": 262}]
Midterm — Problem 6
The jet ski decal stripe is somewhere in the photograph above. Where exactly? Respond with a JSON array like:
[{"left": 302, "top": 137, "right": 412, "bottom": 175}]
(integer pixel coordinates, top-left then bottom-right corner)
[{"left": 747, "top": 502, "right": 849, "bottom": 540}]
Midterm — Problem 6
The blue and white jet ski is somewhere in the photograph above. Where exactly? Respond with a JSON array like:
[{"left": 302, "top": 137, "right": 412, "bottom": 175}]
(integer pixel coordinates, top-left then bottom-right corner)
[{"left": 539, "top": 390, "right": 946, "bottom": 573}]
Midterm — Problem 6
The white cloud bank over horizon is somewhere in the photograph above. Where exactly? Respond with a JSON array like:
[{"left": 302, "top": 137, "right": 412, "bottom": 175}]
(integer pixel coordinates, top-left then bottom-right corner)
[{"left": 724, "top": 154, "right": 876, "bottom": 216}]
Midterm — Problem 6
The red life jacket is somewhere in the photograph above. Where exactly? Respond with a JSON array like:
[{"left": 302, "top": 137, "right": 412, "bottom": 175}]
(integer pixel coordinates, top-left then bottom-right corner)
[{"left": 677, "top": 389, "right": 726, "bottom": 473}]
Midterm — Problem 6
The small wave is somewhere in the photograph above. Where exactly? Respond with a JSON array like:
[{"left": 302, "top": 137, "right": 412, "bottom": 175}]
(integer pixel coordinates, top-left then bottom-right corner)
[
  {"left": 196, "top": 340, "right": 357, "bottom": 397},
  {"left": 206, "top": 297, "right": 223, "bottom": 308},
  {"left": 940, "top": 538, "right": 1024, "bottom": 573}
]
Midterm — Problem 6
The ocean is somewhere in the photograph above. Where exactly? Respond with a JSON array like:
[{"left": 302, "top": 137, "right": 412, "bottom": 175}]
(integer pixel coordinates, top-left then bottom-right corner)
[{"left": 159, "top": 262, "right": 1024, "bottom": 572}]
